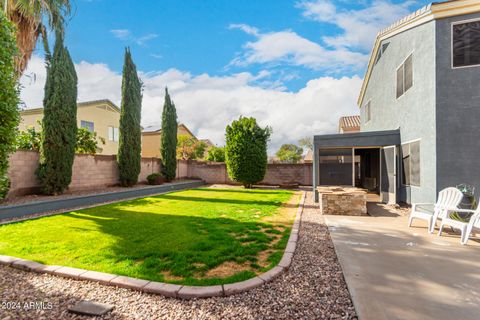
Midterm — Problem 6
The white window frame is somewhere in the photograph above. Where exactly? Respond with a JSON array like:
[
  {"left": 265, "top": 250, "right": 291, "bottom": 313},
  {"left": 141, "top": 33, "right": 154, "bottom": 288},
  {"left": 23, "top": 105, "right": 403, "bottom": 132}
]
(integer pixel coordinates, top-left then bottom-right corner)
[
  {"left": 451, "top": 17, "right": 480, "bottom": 69},
  {"left": 401, "top": 138, "right": 421, "bottom": 188},
  {"left": 396, "top": 52, "right": 414, "bottom": 99},
  {"left": 108, "top": 126, "right": 119, "bottom": 142}
]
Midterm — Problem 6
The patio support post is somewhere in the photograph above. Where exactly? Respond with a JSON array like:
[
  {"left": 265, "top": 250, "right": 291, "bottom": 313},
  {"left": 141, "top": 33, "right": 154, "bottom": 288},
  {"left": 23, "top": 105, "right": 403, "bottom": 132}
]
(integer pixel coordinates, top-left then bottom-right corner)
[
  {"left": 313, "top": 143, "right": 319, "bottom": 202},
  {"left": 352, "top": 148, "right": 355, "bottom": 187}
]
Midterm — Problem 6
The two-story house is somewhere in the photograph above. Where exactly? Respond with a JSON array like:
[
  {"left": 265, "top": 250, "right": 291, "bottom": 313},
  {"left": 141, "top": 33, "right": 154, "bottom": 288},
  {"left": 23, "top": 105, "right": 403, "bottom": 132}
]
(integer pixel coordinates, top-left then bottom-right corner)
[
  {"left": 313, "top": 0, "right": 480, "bottom": 204},
  {"left": 19, "top": 99, "right": 121, "bottom": 155}
]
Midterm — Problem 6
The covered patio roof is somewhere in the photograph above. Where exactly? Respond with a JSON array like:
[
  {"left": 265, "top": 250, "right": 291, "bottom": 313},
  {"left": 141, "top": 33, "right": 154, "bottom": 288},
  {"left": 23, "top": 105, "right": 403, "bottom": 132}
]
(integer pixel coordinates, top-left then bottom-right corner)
[{"left": 314, "top": 129, "right": 401, "bottom": 148}]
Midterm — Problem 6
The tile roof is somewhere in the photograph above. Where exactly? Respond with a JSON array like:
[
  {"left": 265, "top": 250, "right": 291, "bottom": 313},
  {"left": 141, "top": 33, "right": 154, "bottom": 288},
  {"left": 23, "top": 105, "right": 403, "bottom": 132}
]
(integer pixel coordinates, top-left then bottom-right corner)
[{"left": 339, "top": 116, "right": 361, "bottom": 129}]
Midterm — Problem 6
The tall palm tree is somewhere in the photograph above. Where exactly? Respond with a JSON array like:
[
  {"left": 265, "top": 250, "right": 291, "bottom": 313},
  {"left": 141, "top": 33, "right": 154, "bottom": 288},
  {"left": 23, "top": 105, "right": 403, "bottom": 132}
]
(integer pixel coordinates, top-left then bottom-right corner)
[{"left": 3, "top": 0, "right": 71, "bottom": 75}]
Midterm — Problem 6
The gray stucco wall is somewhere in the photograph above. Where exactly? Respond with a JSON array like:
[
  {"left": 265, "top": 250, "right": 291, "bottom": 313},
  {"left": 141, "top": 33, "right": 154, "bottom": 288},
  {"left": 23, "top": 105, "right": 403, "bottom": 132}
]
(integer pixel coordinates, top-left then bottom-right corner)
[
  {"left": 435, "top": 13, "right": 480, "bottom": 199},
  {"left": 360, "top": 21, "right": 437, "bottom": 204}
]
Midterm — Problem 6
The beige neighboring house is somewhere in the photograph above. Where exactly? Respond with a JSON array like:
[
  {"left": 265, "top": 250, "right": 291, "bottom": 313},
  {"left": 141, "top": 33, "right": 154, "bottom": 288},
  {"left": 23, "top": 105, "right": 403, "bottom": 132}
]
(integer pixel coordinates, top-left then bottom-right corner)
[
  {"left": 338, "top": 115, "right": 361, "bottom": 133},
  {"left": 141, "top": 123, "right": 197, "bottom": 158},
  {"left": 19, "top": 99, "right": 121, "bottom": 155}
]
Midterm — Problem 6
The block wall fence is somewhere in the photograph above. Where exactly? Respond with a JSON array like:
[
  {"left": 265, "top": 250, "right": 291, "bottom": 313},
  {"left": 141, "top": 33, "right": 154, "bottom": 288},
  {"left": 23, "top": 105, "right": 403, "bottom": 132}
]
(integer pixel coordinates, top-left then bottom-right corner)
[{"left": 7, "top": 151, "right": 313, "bottom": 197}]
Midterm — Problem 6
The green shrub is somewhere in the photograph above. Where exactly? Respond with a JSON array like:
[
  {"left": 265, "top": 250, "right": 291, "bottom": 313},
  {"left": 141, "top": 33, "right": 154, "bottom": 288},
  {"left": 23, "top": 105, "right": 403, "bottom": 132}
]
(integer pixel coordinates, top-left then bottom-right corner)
[
  {"left": 17, "top": 126, "right": 42, "bottom": 151},
  {"left": 160, "top": 88, "right": 178, "bottom": 181},
  {"left": 0, "top": 12, "right": 20, "bottom": 200},
  {"left": 38, "top": 33, "right": 78, "bottom": 195},
  {"left": 225, "top": 117, "right": 271, "bottom": 188},
  {"left": 176, "top": 135, "right": 207, "bottom": 160},
  {"left": 17, "top": 124, "right": 104, "bottom": 155},
  {"left": 76, "top": 128, "right": 105, "bottom": 155},
  {"left": 147, "top": 173, "right": 164, "bottom": 185},
  {"left": 206, "top": 146, "right": 225, "bottom": 162},
  {"left": 118, "top": 48, "right": 143, "bottom": 187}
]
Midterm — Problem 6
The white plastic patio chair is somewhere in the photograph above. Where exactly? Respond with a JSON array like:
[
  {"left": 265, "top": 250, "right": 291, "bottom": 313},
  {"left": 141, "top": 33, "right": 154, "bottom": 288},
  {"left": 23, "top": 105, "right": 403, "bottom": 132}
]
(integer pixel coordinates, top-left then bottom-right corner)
[
  {"left": 408, "top": 187, "right": 463, "bottom": 233},
  {"left": 438, "top": 202, "right": 480, "bottom": 245}
]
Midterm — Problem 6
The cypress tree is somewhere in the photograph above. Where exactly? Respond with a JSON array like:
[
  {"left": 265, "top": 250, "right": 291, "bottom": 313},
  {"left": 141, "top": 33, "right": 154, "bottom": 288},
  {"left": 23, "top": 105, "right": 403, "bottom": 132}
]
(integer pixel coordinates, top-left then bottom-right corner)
[
  {"left": 0, "top": 12, "right": 20, "bottom": 200},
  {"left": 118, "top": 48, "right": 142, "bottom": 186},
  {"left": 38, "top": 33, "right": 78, "bottom": 195},
  {"left": 160, "top": 88, "right": 178, "bottom": 181}
]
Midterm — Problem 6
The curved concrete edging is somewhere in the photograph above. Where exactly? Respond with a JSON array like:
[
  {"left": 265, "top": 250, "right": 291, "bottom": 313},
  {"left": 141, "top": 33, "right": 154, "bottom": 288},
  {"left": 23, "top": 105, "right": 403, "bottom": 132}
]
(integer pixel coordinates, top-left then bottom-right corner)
[{"left": 0, "top": 191, "right": 306, "bottom": 299}]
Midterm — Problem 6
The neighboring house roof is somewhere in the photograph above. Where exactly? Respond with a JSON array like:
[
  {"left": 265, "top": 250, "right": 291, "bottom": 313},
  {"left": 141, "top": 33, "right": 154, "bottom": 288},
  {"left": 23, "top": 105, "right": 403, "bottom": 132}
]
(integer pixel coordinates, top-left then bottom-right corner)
[
  {"left": 357, "top": 0, "right": 480, "bottom": 107},
  {"left": 200, "top": 139, "right": 214, "bottom": 147},
  {"left": 303, "top": 149, "right": 313, "bottom": 162},
  {"left": 339, "top": 116, "right": 361, "bottom": 132},
  {"left": 20, "top": 99, "right": 121, "bottom": 115},
  {"left": 142, "top": 123, "right": 197, "bottom": 140}
]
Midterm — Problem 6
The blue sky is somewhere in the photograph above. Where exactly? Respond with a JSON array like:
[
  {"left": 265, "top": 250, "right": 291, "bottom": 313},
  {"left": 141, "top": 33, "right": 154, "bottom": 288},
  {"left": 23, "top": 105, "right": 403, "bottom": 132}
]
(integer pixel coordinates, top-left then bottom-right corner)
[
  {"left": 62, "top": 0, "right": 430, "bottom": 90},
  {"left": 22, "top": 0, "right": 431, "bottom": 151}
]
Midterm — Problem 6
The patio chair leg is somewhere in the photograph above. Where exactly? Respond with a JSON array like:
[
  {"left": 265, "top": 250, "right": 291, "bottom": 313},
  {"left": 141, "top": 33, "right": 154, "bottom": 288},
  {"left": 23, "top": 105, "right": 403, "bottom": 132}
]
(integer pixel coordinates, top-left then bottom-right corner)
[
  {"left": 428, "top": 217, "right": 435, "bottom": 234},
  {"left": 438, "top": 223, "right": 444, "bottom": 236},
  {"left": 461, "top": 225, "right": 474, "bottom": 245},
  {"left": 408, "top": 216, "right": 414, "bottom": 227}
]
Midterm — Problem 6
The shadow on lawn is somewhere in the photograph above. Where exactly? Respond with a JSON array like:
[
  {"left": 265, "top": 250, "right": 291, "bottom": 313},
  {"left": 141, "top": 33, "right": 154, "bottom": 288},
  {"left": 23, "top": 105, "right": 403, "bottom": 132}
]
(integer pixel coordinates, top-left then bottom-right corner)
[
  {"left": 64, "top": 206, "right": 290, "bottom": 286},
  {"left": 198, "top": 188, "right": 291, "bottom": 195},
  {"left": 152, "top": 194, "right": 298, "bottom": 208}
]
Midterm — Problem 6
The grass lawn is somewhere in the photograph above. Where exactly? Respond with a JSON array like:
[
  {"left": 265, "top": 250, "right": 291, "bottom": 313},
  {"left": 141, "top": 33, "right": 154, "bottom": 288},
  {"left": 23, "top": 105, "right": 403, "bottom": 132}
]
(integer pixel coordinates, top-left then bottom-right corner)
[{"left": 0, "top": 187, "right": 298, "bottom": 285}]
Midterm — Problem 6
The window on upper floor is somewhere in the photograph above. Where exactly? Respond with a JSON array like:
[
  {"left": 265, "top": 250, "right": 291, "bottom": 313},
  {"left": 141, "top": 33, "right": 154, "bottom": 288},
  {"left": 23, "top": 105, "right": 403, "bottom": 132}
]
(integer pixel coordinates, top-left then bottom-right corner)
[
  {"left": 364, "top": 101, "right": 371, "bottom": 123},
  {"left": 108, "top": 126, "right": 119, "bottom": 142},
  {"left": 374, "top": 42, "right": 390, "bottom": 65},
  {"left": 80, "top": 120, "right": 94, "bottom": 133},
  {"left": 452, "top": 19, "right": 480, "bottom": 68},
  {"left": 396, "top": 54, "right": 413, "bottom": 99},
  {"left": 402, "top": 140, "right": 420, "bottom": 187}
]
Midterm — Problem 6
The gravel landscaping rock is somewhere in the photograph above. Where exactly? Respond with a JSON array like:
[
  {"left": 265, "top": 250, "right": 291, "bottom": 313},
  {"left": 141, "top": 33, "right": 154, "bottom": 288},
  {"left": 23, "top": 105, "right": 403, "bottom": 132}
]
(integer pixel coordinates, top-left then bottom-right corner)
[{"left": 0, "top": 191, "right": 356, "bottom": 319}]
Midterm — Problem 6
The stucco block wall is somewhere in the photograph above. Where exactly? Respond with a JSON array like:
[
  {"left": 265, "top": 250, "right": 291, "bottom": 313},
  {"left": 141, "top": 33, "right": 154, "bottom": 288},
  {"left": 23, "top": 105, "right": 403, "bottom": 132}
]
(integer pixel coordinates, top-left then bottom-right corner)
[
  {"left": 7, "top": 151, "right": 313, "bottom": 197},
  {"left": 176, "top": 160, "right": 312, "bottom": 186},
  {"left": 435, "top": 13, "right": 480, "bottom": 196},
  {"left": 7, "top": 151, "right": 40, "bottom": 196},
  {"left": 361, "top": 20, "right": 437, "bottom": 204},
  {"left": 7, "top": 151, "right": 161, "bottom": 196}
]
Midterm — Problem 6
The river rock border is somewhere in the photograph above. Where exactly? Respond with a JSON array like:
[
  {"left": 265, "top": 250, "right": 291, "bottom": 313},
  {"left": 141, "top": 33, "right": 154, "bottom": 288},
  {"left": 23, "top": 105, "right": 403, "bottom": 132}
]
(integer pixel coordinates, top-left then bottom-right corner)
[{"left": 0, "top": 191, "right": 305, "bottom": 299}]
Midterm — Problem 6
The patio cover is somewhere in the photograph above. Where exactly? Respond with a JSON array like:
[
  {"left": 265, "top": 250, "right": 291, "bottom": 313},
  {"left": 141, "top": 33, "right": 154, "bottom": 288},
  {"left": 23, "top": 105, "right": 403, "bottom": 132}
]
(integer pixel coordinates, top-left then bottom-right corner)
[
  {"left": 314, "top": 129, "right": 400, "bottom": 149},
  {"left": 313, "top": 129, "right": 401, "bottom": 201}
]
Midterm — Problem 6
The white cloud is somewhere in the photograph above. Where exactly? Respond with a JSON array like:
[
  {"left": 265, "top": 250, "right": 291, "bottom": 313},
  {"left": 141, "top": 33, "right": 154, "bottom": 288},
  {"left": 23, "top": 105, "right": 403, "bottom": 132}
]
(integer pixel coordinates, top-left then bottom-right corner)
[
  {"left": 136, "top": 33, "right": 159, "bottom": 46},
  {"left": 297, "top": 0, "right": 416, "bottom": 51},
  {"left": 229, "top": 24, "right": 367, "bottom": 73},
  {"left": 229, "top": 24, "right": 259, "bottom": 36},
  {"left": 19, "top": 55, "right": 361, "bottom": 153},
  {"left": 110, "top": 29, "right": 130, "bottom": 40},
  {"left": 110, "top": 29, "right": 158, "bottom": 46}
]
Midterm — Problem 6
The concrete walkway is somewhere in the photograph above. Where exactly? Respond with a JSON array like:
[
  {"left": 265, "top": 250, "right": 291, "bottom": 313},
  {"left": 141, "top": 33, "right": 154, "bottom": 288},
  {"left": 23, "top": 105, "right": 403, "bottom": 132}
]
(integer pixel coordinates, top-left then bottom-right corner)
[{"left": 325, "top": 213, "right": 480, "bottom": 320}]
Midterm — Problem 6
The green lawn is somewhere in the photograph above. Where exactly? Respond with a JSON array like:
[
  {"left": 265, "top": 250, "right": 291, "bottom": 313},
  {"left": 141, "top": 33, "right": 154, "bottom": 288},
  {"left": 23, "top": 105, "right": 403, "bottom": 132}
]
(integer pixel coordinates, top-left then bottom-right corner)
[{"left": 0, "top": 187, "right": 297, "bottom": 285}]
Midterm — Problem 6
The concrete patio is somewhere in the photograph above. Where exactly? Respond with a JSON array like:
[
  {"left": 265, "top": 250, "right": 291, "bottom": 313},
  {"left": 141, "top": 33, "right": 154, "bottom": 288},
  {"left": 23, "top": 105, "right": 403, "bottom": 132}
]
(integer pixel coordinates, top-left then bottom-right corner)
[{"left": 325, "top": 212, "right": 480, "bottom": 320}]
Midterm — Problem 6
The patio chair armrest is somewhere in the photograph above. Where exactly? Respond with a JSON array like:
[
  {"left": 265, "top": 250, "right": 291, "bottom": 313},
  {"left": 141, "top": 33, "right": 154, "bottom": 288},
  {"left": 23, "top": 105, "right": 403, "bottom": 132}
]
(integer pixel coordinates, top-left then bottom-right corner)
[{"left": 412, "top": 203, "right": 434, "bottom": 211}]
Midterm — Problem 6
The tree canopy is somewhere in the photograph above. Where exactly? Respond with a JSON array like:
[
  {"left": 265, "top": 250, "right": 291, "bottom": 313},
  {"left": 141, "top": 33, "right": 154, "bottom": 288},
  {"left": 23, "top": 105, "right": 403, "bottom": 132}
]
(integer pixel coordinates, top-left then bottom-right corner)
[
  {"left": 276, "top": 144, "right": 303, "bottom": 164},
  {"left": 117, "top": 48, "right": 142, "bottom": 187},
  {"left": 0, "top": 11, "right": 20, "bottom": 200},
  {"left": 206, "top": 146, "right": 225, "bottom": 162},
  {"left": 37, "top": 33, "right": 78, "bottom": 195},
  {"left": 160, "top": 87, "right": 178, "bottom": 180},
  {"left": 225, "top": 117, "right": 271, "bottom": 188}
]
